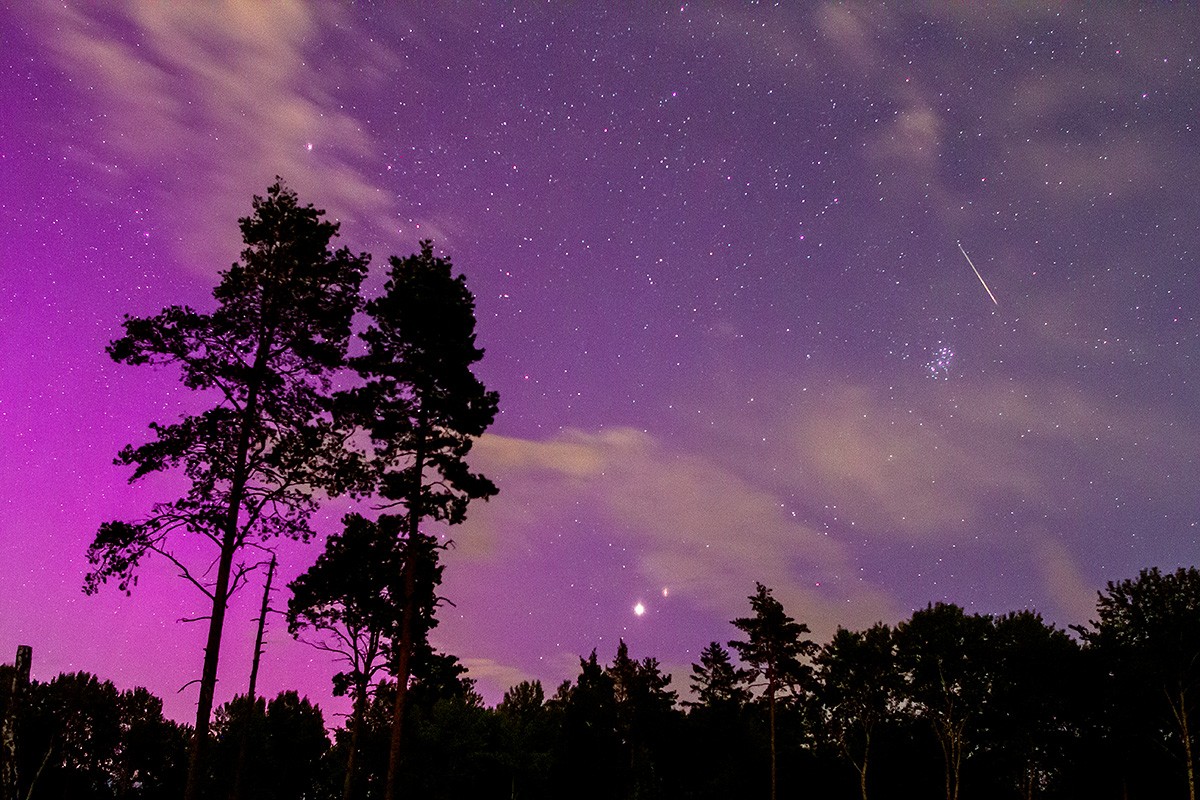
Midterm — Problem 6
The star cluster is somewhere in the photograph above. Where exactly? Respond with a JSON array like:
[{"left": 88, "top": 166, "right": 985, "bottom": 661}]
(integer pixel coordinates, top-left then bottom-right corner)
[{"left": 925, "top": 344, "right": 956, "bottom": 380}]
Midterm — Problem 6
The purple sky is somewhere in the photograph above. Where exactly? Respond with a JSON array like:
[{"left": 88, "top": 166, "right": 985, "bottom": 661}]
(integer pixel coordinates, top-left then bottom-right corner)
[{"left": 2, "top": 3, "right": 1197, "bottom": 723}]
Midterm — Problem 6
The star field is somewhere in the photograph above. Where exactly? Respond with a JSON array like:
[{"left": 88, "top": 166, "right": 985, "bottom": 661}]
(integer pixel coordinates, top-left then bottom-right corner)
[{"left": 0, "top": 3, "right": 1197, "bottom": 720}]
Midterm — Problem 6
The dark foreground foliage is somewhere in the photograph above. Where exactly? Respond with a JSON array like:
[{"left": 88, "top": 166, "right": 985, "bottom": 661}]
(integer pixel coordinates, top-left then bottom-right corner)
[{"left": 3, "top": 566, "right": 1200, "bottom": 800}]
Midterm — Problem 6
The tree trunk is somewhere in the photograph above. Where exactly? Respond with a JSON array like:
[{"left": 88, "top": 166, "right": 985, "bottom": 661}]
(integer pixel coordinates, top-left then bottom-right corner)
[
  {"left": 943, "top": 739, "right": 952, "bottom": 800},
  {"left": 384, "top": 552, "right": 418, "bottom": 800},
  {"left": 1, "top": 646, "right": 30, "bottom": 800},
  {"left": 858, "top": 729, "right": 870, "bottom": 800},
  {"left": 246, "top": 554, "right": 276, "bottom": 704},
  {"left": 950, "top": 726, "right": 963, "bottom": 800},
  {"left": 767, "top": 681, "right": 777, "bottom": 800},
  {"left": 936, "top": 726, "right": 953, "bottom": 800},
  {"left": 233, "top": 554, "right": 276, "bottom": 800},
  {"left": 183, "top": 503, "right": 243, "bottom": 800},
  {"left": 343, "top": 680, "right": 368, "bottom": 800},
  {"left": 21, "top": 747, "right": 49, "bottom": 800},
  {"left": 1182, "top": 688, "right": 1195, "bottom": 800},
  {"left": 930, "top": 715, "right": 967, "bottom": 800},
  {"left": 183, "top": 344, "right": 269, "bottom": 800},
  {"left": 385, "top": 416, "right": 427, "bottom": 800}
]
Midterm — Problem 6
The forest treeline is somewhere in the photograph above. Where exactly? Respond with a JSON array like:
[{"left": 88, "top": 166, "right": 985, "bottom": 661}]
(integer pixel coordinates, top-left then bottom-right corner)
[{"left": 3, "top": 565, "right": 1200, "bottom": 800}]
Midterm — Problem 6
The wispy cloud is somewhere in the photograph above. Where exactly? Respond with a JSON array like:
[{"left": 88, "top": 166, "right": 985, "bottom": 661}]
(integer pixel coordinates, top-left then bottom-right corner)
[
  {"left": 460, "top": 427, "right": 901, "bottom": 640},
  {"left": 25, "top": 2, "right": 426, "bottom": 271},
  {"left": 814, "top": 3, "right": 884, "bottom": 68},
  {"left": 451, "top": 361, "right": 1195, "bottom": 641},
  {"left": 1033, "top": 537, "right": 1098, "bottom": 626},
  {"left": 458, "top": 657, "right": 538, "bottom": 699}
]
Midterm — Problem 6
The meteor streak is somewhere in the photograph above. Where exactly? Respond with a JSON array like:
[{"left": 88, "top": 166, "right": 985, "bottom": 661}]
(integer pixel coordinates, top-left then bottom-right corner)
[{"left": 958, "top": 242, "right": 999, "bottom": 306}]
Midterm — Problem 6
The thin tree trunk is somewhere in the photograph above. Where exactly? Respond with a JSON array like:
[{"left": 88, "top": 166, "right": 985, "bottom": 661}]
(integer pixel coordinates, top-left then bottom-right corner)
[
  {"left": 20, "top": 747, "right": 48, "bottom": 800},
  {"left": 233, "top": 553, "right": 275, "bottom": 800},
  {"left": 385, "top": 416, "right": 427, "bottom": 800},
  {"left": 936, "top": 727, "right": 952, "bottom": 800},
  {"left": 184, "top": 342, "right": 269, "bottom": 800},
  {"left": 384, "top": 550, "right": 418, "bottom": 800},
  {"left": 343, "top": 680, "right": 368, "bottom": 800},
  {"left": 246, "top": 554, "right": 276, "bottom": 703},
  {"left": 950, "top": 726, "right": 963, "bottom": 800},
  {"left": 1182, "top": 688, "right": 1195, "bottom": 800},
  {"left": 768, "top": 682, "right": 776, "bottom": 800},
  {"left": 858, "top": 728, "right": 870, "bottom": 800},
  {"left": 932, "top": 715, "right": 967, "bottom": 800},
  {"left": 1, "top": 645, "right": 31, "bottom": 800},
  {"left": 183, "top": 486, "right": 245, "bottom": 800}
]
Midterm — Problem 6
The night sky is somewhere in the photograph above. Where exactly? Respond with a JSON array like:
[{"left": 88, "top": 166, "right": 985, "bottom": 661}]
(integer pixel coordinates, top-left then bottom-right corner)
[{"left": 2, "top": 3, "right": 1197, "bottom": 723}]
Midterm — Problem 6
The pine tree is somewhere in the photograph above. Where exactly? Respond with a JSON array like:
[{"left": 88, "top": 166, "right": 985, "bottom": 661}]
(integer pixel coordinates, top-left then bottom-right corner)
[
  {"left": 729, "top": 583, "right": 816, "bottom": 800},
  {"left": 337, "top": 241, "right": 498, "bottom": 800},
  {"left": 687, "top": 641, "right": 752, "bottom": 710},
  {"left": 84, "top": 182, "right": 369, "bottom": 799}
]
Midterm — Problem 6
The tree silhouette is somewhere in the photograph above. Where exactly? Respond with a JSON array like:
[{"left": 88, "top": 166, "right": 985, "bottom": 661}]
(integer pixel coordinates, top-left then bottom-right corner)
[
  {"left": 25, "top": 561, "right": 1200, "bottom": 800},
  {"left": 497, "top": 681, "right": 555, "bottom": 799},
  {"left": 288, "top": 514, "right": 412, "bottom": 800},
  {"left": 684, "top": 642, "right": 759, "bottom": 799},
  {"left": 212, "top": 690, "right": 328, "bottom": 800},
  {"left": 83, "top": 181, "right": 369, "bottom": 800},
  {"left": 396, "top": 655, "right": 501, "bottom": 799},
  {"left": 729, "top": 583, "right": 816, "bottom": 800},
  {"left": 337, "top": 241, "right": 498, "bottom": 800},
  {"left": 687, "top": 642, "right": 751, "bottom": 711},
  {"left": 15, "top": 672, "right": 188, "bottom": 799},
  {"left": 814, "top": 623, "right": 900, "bottom": 800},
  {"left": 554, "top": 651, "right": 622, "bottom": 800},
  {"left": 608, "top": 640, "right": 680, "bottom": 798},
  {"left": 979, "top": 611, "right": 1084, "bottom": 800},
  {"left": 1082, "top": 566, "right": 1200, "bottom": 800},
  {"left": 895, "top": 603, "right": 992, "bottom": 800}
]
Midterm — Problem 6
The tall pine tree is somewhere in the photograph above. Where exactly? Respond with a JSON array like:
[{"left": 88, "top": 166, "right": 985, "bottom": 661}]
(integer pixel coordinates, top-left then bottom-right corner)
[
  {"left": 729, "top": 583, "right": 816, "bottom": 800},
  {"left": 85, "top": 182, "right": 369, "bottom": 800},
  {"left": 338, "top": 241, "right": 498, "bottom": 800}
]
